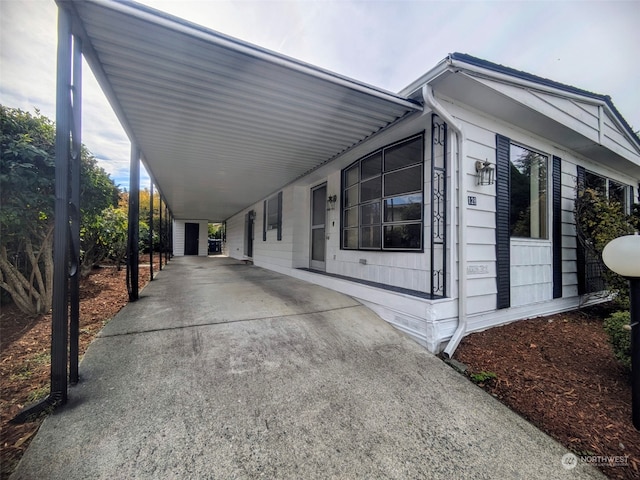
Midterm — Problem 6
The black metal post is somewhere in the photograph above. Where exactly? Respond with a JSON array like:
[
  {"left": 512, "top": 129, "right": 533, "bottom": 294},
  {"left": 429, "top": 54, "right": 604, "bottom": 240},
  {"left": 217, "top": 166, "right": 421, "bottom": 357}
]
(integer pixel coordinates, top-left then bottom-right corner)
[
  {"left": 69, "top": 34, "right": 82, "bottom": 385},
  {"left": 165, "top": 203, "right": 169, "bottom": 264},
  {"left": 631, "top": 278, "right": 640, "bottom": 430},
  {"left": 170, "top": 208, "right": 173, "bottom": 260},
  {"left": 11, "top": 5, "right": 74, "bottom": 424},
  {"left": 158, "top": 195, "right": 163, "bottom": 271},
  {"left": 49, "top": 6, "right": 73, "bottom": 408},
  {"left": 127, "top": 145, "right": 140, "bottom": 301},
  {"left": 149, "top": 181, "right": 154, "bottom": 281}
]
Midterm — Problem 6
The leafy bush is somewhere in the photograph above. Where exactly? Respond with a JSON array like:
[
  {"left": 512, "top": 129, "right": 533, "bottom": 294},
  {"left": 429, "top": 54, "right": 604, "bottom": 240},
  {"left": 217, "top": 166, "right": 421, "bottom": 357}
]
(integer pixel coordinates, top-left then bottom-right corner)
[
  {"left": 575, "top": 188, "right": 639, "bottom": 309},
  {"left": 603, "top": 311, "right": 631, "bottom": 370}
]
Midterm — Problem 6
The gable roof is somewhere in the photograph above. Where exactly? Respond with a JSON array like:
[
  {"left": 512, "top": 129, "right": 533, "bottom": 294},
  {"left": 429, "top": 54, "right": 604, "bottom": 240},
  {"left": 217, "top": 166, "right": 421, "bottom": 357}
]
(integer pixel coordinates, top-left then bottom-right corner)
[
  {"left": 402, "top": 52, "right": 640, "bottom": 174},
  {"left": 448, "top": 52, "right": 639, "bottom": 146}
]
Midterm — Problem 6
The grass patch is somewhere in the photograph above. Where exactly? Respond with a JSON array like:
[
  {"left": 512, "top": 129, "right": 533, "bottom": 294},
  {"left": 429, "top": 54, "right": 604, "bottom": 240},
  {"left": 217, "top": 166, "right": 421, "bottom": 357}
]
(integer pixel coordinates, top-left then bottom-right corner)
[{"left": 26, "top": 386, "right": 49, "bottom": 403}]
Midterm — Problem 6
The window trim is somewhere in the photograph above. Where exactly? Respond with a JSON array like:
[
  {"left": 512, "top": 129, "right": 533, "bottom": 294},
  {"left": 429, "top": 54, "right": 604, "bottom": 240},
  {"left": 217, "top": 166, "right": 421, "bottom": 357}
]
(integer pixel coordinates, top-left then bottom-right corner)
[{"left": 340, "top": 133, "right": 425, "bottom": 252}]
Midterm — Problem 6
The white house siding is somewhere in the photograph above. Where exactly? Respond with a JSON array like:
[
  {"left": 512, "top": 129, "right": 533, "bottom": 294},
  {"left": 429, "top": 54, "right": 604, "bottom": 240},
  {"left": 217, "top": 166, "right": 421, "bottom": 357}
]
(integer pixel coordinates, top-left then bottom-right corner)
[
  {"left": 224, "top": 112, "right": 463, "bottom": 350},
  {"left": 432, "top": 94, "right": 635, "bottom": 343},
  {"left": 172, "top": 219, "right": 208, "bottom": 256},
  {"left": 223, "top": 90, "right": 638, "bottom": 353},
  {"left": 225, "top": 211, "right": 248, "bottom": 259}
]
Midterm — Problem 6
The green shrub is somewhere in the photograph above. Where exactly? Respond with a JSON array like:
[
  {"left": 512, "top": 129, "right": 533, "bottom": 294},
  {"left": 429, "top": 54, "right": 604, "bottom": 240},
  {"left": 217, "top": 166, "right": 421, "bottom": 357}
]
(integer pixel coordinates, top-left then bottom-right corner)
[
  {"left": 470, "top": 371, "right": 498, "bottom": 384},
  {"left": 603, "top": 311, "right": 631, "bottom": 370}
]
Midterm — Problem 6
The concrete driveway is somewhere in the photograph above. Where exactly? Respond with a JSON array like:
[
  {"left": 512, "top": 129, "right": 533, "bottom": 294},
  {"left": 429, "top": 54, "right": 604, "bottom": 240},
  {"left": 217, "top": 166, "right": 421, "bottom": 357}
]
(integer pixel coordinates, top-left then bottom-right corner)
[{"left": 11, "top": 256, "right": 602, "bottom": 479}]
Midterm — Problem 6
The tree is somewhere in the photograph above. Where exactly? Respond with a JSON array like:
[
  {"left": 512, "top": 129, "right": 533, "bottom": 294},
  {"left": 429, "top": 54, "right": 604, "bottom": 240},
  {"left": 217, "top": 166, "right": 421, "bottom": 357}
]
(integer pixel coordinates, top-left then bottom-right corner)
[
  {"left": 98, "top": 205, "right": 128, "bottom": 270},
  {"left": 1, "top": 106, "right": 56, "bottom": 314},
  {"left": 208, "top": 223, "right": 222, "bottom": 239},
  {"left": 0, "top": 105, "right": 119, "bottom": 315}
]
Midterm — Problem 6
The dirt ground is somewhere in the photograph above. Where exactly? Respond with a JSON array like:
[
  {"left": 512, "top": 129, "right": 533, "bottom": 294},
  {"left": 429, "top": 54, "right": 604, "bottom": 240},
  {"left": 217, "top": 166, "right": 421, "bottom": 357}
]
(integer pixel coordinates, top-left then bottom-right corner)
[
  {"left": 454, "top": 305, "right": 639, "bottom": 479},
  {"left": 0, "top": 257, "right": 163, "bottom": 479},
  {"left": 1, "top": 263, "right": 638, "bottom": 479}
]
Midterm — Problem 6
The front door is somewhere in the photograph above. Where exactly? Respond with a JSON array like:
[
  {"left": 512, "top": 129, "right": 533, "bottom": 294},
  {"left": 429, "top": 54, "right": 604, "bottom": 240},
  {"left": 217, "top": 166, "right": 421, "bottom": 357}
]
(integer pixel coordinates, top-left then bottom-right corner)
[
  {"left": 184, "top": 222, "right": 199, "bottom": 255},
  {"left": 310, "top": 184, "right": 327, "bottom": 271},
  {"left": 244, "top": 211, "right": 254, "bottom": 257}
]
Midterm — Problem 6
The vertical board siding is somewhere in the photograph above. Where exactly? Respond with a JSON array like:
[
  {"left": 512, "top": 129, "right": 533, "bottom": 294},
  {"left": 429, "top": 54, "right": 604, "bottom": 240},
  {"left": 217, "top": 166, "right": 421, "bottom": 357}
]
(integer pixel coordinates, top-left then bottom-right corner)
[
  {"left": 552, "top": 156, "right": 562, "bottom": 298},
  {"left": 510, "top": 242, "right": 552, "bottom": 306},
  {"left": 172, "top": 219, "right": 208, "bottom": 256},
  {"left": 495, "top": 134, "right": 511, "bottom": 309}
]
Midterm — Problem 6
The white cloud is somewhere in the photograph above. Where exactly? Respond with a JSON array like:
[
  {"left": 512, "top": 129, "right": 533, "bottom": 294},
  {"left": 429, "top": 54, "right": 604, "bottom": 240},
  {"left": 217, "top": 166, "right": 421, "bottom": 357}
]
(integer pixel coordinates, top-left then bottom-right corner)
[{"left": 1, "top": 0, "right": 638, "bottom": 194}]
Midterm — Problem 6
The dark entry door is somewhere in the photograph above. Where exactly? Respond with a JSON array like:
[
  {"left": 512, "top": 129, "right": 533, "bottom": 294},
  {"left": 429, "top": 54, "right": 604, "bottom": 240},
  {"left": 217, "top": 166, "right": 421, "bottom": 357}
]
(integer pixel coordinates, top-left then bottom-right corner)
[
  {"left": 244, "top": 211, "right": 254, "bottom": 257},
  {"left": 184, "top": 222, "right": 199, "bottom": 255}
]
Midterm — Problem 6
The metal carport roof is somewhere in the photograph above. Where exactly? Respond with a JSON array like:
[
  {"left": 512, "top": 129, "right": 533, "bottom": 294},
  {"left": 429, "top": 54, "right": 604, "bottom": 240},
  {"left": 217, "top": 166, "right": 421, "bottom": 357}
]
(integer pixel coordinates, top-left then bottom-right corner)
[{"left": 60, "top": 0, "right": 422, "bottom": 221}]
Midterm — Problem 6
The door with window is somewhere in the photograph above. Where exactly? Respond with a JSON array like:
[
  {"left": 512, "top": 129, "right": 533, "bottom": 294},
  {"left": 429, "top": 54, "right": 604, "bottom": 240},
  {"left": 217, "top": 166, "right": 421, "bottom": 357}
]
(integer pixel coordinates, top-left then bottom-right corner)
[{"left": 310, "top": 184, "right": 327, "bottom": 271}]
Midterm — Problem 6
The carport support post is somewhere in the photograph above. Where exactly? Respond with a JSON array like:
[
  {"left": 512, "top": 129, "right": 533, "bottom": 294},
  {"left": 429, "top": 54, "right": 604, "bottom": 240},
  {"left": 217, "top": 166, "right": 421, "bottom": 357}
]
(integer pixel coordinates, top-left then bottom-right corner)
[
  {"left": 158, "top": 195, "right": 163, "bottom": 270},
  {"left": 127, "top": 145, "right": 140, "bottom": 301},
  {"left": 12, "top": 5, "right": 74, "bottom": 423},
  {"left": 164, "top": 201, "right": 173, "bottom": 265},
  {"left": 149, "top": 181, "right": 154, "bottom": 280},
  {"left": 69, "top": 34, "right": 82, "bottom": 385},
  {"left": 50, "top": 6, "right": 73, "bottom": 405}
]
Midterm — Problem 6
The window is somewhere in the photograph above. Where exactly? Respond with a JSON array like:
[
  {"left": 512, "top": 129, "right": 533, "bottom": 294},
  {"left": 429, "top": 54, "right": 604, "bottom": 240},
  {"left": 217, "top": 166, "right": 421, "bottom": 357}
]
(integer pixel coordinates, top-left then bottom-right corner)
[
  {"left": 262, "top": 192, "right": 282, "bottom": 241},
  {"left": 509, "top": 144, "right": 548, "bottom": 239},
  {"left": 585, "top": 170, "right": 629, "bottom": 212},
  {"left": 341, "top": 134, "right": 424, "bottom": 251},
  {"left": 266, "top": 195, "right": 279, "bottom": 230}
]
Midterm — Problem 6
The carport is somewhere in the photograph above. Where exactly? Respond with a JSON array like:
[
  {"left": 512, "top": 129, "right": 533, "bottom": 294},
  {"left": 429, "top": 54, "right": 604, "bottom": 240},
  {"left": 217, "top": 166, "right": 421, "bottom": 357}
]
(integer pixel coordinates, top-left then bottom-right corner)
[{"left": 28, "top": 0, "right": 421, "bottom": 418}]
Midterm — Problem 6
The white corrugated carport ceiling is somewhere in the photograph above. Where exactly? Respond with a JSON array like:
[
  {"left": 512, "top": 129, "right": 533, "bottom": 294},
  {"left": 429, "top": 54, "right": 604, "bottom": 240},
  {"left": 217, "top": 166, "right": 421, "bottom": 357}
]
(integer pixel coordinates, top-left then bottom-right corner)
[{"left": 63, "top": 0, "right": 422, "bottom": 221}]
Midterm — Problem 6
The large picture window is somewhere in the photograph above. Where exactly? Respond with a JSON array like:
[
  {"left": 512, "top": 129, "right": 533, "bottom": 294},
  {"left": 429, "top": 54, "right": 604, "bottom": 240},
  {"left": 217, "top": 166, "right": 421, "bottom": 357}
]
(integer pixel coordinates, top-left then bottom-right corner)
[
  {"left": 510, "top": 144, "right": 548, "bottom": 239},
  {"left": 342, "top": 134, "right": 424, "bottom": 251}
]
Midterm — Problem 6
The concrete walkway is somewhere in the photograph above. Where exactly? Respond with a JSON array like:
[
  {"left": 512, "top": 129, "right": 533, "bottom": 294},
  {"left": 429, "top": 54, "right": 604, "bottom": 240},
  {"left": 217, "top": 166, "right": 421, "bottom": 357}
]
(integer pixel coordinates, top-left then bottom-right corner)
[{"left": 12, "top": 256, "right": 602, "bottom": 479}]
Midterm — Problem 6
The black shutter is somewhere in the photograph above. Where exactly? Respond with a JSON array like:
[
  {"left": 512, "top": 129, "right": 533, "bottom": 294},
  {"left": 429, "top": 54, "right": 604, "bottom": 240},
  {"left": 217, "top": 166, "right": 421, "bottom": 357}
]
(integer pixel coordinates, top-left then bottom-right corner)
[
  {"left": 262, "top": 200, "right": 267, "bottom": 241},
  {"left": 576, "top": 166, "right": 586, "bottom": 295},
  {"left": 495, "top": 134, "right": 511, "bottom": 309},
  {"left": 277, "top": 191, "right": 283, "bottom": 241},
  {"left": 630, "top": 185, "right": 636, "bottom": 210},
  {"left": 552, "top": 156, "right": 562, "bottom": 299}
]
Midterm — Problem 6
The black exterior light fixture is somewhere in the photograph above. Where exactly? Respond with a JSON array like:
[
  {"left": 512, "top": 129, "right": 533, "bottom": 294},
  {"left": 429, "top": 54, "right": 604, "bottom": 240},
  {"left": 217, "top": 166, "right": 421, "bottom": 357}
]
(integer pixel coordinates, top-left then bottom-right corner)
[
  {"left": 602, "top": 233, "right": 640, "bottom": 430},
  {"left": 475, "top": 159, "right": 495, "bottom": 186}
]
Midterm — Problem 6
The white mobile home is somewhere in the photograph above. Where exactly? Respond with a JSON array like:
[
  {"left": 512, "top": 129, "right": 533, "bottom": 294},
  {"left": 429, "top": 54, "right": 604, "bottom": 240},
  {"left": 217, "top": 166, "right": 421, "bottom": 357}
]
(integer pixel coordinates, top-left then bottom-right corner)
[
  {"left": 222, "top": 54, "right": 640, "bottom": 354},
  {"left": 64, "top": 1, "right": 639, "bottom": 355}
]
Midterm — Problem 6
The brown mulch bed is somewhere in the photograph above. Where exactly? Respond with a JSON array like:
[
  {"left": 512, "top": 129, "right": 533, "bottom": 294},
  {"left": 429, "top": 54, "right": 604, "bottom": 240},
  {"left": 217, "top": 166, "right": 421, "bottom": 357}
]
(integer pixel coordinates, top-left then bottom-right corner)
[
  {"left": 0, "top": 257, "right": 162, "bottom": 479},
  {"left": 454, "top": 305, "right": 639, "bottom": 479}
]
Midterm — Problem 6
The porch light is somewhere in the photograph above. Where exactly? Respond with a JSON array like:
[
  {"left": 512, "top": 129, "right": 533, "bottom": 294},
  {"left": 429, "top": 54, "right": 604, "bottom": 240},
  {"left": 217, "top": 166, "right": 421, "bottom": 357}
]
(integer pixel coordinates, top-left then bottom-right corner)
[
  {"left": 602, "top": 233, "right": 640, "bottom": 430},
  {"left": 475, "top": 160, "right": 495, "bottom": 186},
  {"left": 327, "top": 194, "right": 338, "bottom": 210}
]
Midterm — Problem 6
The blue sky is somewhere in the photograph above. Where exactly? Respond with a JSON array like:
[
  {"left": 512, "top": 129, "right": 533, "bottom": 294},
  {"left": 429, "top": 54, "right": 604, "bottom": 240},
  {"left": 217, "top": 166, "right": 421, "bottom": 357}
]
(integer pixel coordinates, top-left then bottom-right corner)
[{"left": 1, "top": 0, "right": 638, "bottom": 190}]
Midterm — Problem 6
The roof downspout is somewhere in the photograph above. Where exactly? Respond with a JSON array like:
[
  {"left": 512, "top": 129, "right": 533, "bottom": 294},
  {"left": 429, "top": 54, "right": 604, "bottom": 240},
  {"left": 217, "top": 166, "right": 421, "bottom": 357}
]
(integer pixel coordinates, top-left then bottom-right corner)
[{"left": 421, "top": 85, "right": 467, "bottom": 358}]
